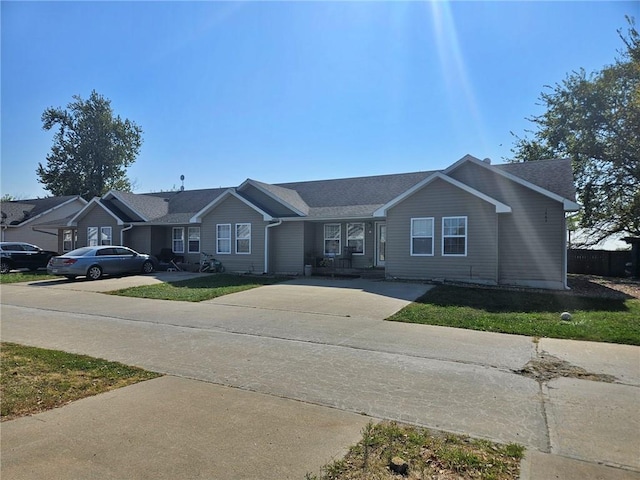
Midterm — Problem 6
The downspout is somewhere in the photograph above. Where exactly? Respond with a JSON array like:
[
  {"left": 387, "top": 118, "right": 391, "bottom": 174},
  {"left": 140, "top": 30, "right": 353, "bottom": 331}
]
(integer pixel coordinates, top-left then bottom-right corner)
[
  {"left": 120, "top": 224, "right": 133, "bottom": 246},
  {"left": 563, "top": 214, "right": 569, "bottom": 290},
  {"left": 264, "top": 219, "right": 282, "bottom": 274},
  {"left": 495, "top": 215, "right": 499, "bottom": 286}
]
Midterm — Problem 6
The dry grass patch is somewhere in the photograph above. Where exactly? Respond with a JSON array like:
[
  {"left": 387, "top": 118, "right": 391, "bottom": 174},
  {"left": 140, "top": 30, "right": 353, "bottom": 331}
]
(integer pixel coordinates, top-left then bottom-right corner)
[
  {"left": 308, "top": 421, "right": 524, "bottom": 480},
  {"left": 1, "top": 343, "right": 160, "bottom": 421}
]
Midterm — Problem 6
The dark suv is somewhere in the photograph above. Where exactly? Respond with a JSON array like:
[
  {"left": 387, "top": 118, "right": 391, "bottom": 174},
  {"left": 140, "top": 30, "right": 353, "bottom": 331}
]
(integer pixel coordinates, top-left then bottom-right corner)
[{"left": 0, "top": 242, "right": 60, "bottom": 274}]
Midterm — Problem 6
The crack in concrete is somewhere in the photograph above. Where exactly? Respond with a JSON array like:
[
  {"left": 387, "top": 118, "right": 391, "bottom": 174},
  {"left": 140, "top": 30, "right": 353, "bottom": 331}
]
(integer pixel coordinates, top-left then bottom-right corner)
[
  {"left": 514, "top": 340, "right": 621, "bottom": 456},
  {"left": 514, "top": 353, "right": 618, "bottom": 383}
]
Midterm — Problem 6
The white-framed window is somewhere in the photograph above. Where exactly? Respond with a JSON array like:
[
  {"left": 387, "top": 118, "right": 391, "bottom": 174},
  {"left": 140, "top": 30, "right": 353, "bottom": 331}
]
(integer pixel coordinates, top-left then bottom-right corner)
[
  {"left": 172, "top": 227, "right": 184, "bottom": 253},
  {"left": 347, "top": 223, "right": 365, "bottom": 254},
  {"left": 88, "top": 226, "right": 112, "bottom": 246},
  {"left": 100, "top": 227, "right": 113, "bottom": 245},
  {"left": 63, "top": 229, "right": 75, "bottom": 252},
  {"left": 87, "top": 226, "right": 98, "bottom": 246},
  {"left": 100, "top": 227, "right": 112, "bottom": 245},
  {"left": 324, "top": 224, "right": 341, "bottom": 255},
  {"left": 235, "top": 223, "right": 251, "bottom": 254},
  {"left": 442, "top": 216, "right": 467, "bottom": 256},
  {"left": 188, "top": 227, "right": 200, "bottom": 253},
  {"left": 217, "top": 224, "right": 231, "bottom": 254},
  {"left": 411, "top": 218, "right": 434, "bottom": 256}
]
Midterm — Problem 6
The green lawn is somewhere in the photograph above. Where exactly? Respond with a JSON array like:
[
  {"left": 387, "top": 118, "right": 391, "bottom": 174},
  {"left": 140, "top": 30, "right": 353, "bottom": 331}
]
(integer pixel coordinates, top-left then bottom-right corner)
[
  {"left": 0, "top": 271, "right": 59, "bottom": 283},
  {"left": 109, "top": 273, "right": 287, "bottom": 302},
  {"left": 388, "top": 285, "right": 640, "bottom": 345}
]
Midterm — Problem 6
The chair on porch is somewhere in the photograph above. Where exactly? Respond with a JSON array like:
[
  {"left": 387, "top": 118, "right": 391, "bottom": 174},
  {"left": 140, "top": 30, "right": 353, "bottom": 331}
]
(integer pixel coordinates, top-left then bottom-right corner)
[
  {"left": 339, "top": 246, "right": 355, "bottom": 268},
  {"left": 156, "top": 248, "right": 183, "bottom": 271}
]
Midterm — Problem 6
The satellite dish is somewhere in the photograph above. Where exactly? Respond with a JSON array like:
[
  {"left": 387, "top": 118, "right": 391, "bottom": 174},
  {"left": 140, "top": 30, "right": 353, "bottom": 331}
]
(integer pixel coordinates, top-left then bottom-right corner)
[{"left": 180, "top": 175, "right": 185, "bottom": 181}]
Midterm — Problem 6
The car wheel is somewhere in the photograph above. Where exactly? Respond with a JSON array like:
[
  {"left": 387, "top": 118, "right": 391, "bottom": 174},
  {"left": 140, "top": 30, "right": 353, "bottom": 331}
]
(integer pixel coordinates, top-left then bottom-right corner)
[
  {"left": 141, "top": 260, "right": 154, "bottom": 274},
  {"left": 87, "top": 265, "right": 103, "bottom": 280},
  {"left": 64, "top": 275, "right": 77, "bottom": 281},
  {"left": 0, "top": 261, "right": 10, "bottom": 274}
]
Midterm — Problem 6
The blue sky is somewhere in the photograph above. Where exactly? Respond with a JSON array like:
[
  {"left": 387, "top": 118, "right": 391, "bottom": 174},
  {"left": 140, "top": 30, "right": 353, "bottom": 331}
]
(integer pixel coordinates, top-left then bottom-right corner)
[{"left": 1, "top": 1, "right": 636, "bottom": 198}]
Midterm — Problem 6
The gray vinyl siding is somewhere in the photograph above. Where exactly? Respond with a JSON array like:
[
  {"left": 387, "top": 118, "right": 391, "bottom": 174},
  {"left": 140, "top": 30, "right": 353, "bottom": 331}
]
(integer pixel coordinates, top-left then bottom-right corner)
[
  {"left": 150, "top": 227, "right": 170, "bottom": 258},
  {"left": 449, "top": 162, "right": 565, "bottom": 288},
  {"left": 303, "top": 222, "right": 316, "bottom": 260},
  {"left": 385, "top": 178, "right": 499, "bottom": 284},
  {"left": 4, "top": 225, "right": 55, "bottom": 253},
  {"left": 200, "top": 196, "right": 266, "bottom": 274},
  {"left": 270, "top": 222, "right": 305, "bottom": 274},
  {"left": 76, "top": 205, "right": 121, "bottom": 247},
  {"left": 126, "top": 226, "right": 152, "bottom": 255},
  {"left": 496, "top": 195, "right": 565, "bottom": 288}
]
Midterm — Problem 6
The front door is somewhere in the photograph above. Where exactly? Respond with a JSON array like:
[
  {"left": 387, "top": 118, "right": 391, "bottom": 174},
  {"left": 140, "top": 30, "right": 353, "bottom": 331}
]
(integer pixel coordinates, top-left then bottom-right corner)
[{"left": 375, "top": 222, "right": 386, "bottom": 267}]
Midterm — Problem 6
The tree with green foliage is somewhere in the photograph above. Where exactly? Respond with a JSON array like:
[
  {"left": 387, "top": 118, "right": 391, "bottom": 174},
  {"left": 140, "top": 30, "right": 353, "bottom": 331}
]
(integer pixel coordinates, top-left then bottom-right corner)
[
  {"left": 512, "top": 17, "right": 639, "bottom": 245},
  {"left": 37, "top": 90, "right": 143, "bottom": 200}
]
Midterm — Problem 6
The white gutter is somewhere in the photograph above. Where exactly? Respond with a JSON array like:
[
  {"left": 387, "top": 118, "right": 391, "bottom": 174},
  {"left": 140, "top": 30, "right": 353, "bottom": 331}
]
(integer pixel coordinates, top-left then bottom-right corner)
[
  {"left": 31, "top": 228, "right": 58, "bottom": 237},
  {"left": 264, "top": 220, "right": 282, "bottom": 274},
  {"left": 120, "top": 224, "right": 133, "bottom": 246}
]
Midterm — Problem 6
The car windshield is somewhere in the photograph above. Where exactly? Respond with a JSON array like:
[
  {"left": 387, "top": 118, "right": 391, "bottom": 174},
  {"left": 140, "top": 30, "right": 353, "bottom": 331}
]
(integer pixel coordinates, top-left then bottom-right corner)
[{"left": 66, "top": 247, "right": 94, "bottom": 256}]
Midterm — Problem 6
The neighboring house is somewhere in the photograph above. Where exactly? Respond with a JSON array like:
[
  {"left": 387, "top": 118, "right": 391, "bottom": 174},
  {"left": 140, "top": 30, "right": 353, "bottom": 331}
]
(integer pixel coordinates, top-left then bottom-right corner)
[
  {"left": 0, "top": 196, "right": 87, "bottom": 252},
  {"left": 55, "top": 155, "right": 579, "bottom": 289}
]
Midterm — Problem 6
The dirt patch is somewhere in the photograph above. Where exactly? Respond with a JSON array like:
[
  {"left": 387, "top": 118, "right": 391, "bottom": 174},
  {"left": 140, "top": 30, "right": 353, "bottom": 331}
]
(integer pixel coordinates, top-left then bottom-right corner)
[
  {"left": 567, "top": 274, "right": 640, "bottom": 300},
  {"left": 515, "top": 353, "right": 617, "bottom": 383}
]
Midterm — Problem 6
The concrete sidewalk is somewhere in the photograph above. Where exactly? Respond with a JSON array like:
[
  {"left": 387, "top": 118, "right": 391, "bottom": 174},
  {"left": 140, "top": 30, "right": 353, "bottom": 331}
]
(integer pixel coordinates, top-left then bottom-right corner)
[
  {"left": 1, "top": 278, "right": 639, "bottom": 479},
  {"left": 1, "top": 376, "right": 371, "bottom": 480},
  {"left": 3, "top": 375, "right": 638, "bottom": 480}
]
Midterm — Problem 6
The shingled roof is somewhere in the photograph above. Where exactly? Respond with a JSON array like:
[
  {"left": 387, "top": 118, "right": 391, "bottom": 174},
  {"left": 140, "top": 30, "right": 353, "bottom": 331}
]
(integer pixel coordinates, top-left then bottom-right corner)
[
  {"left": 275, "top": 171, "right": 435, "bottom": 217},
  {"left": 110, "top": 191, "right": 169, "bottom": 220},
  {"left": 90, "top": 156, "right": 577, "bottom": 223},
  {"left": 0, "top": 196, "right": 82, "bottom": 226},
  {"left": 243, "top": 180, "right": 310, "bottom": 215},
  {"left": 495, "top": 158, "right": 576, "bottom": 201}
]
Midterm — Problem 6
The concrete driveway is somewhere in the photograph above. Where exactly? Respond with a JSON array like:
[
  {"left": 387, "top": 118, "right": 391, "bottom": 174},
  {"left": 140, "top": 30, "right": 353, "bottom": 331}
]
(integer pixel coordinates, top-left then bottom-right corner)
[
  {"left": 205, "top": 277, "right": 432, "bottom": 319},
  {"left": 25, "top": 273, "right": 432, "bottom": 319}
]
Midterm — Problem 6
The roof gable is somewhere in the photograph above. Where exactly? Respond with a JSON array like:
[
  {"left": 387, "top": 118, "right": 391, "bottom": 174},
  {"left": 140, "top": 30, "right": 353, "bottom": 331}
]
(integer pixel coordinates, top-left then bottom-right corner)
[
  {"left": 373, "top": 172, "right": 512, "bottom": 217},
  {"left": 445, "top": 155, "right": 580, "bottom": 211},
  {"left": 190, "top": 189, "right": 273, "bottom": 222},
  {"left": 68, "top": 198, "right": 125, "bottom": 226}
]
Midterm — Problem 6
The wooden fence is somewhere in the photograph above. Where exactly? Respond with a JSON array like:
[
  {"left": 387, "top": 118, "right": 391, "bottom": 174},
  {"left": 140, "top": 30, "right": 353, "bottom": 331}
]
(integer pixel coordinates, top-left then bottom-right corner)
[{"left": 567, "top": 249, "right": 632, "bottom": 277}]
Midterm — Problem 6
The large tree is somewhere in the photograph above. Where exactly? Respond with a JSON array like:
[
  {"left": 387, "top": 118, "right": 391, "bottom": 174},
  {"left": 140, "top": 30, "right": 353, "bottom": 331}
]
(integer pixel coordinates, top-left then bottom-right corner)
[
  {"left": 37, "top": 90, "right": 143, "bottom": 200},
  {"left": 512, "top": 18, "right": 639, "bottom": 245}
]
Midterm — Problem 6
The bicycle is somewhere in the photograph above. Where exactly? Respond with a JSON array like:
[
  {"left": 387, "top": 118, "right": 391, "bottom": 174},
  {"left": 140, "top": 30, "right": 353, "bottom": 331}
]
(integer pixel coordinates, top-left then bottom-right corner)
[{"left": 199, "top": 252, "right": 225, "bottom": 273}]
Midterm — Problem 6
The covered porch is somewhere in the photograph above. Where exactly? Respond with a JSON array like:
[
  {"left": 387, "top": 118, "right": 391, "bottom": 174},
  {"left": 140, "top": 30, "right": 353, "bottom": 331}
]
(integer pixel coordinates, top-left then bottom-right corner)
[{"left": 299, "top": 219, "right": 388, "bottom": 278}]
